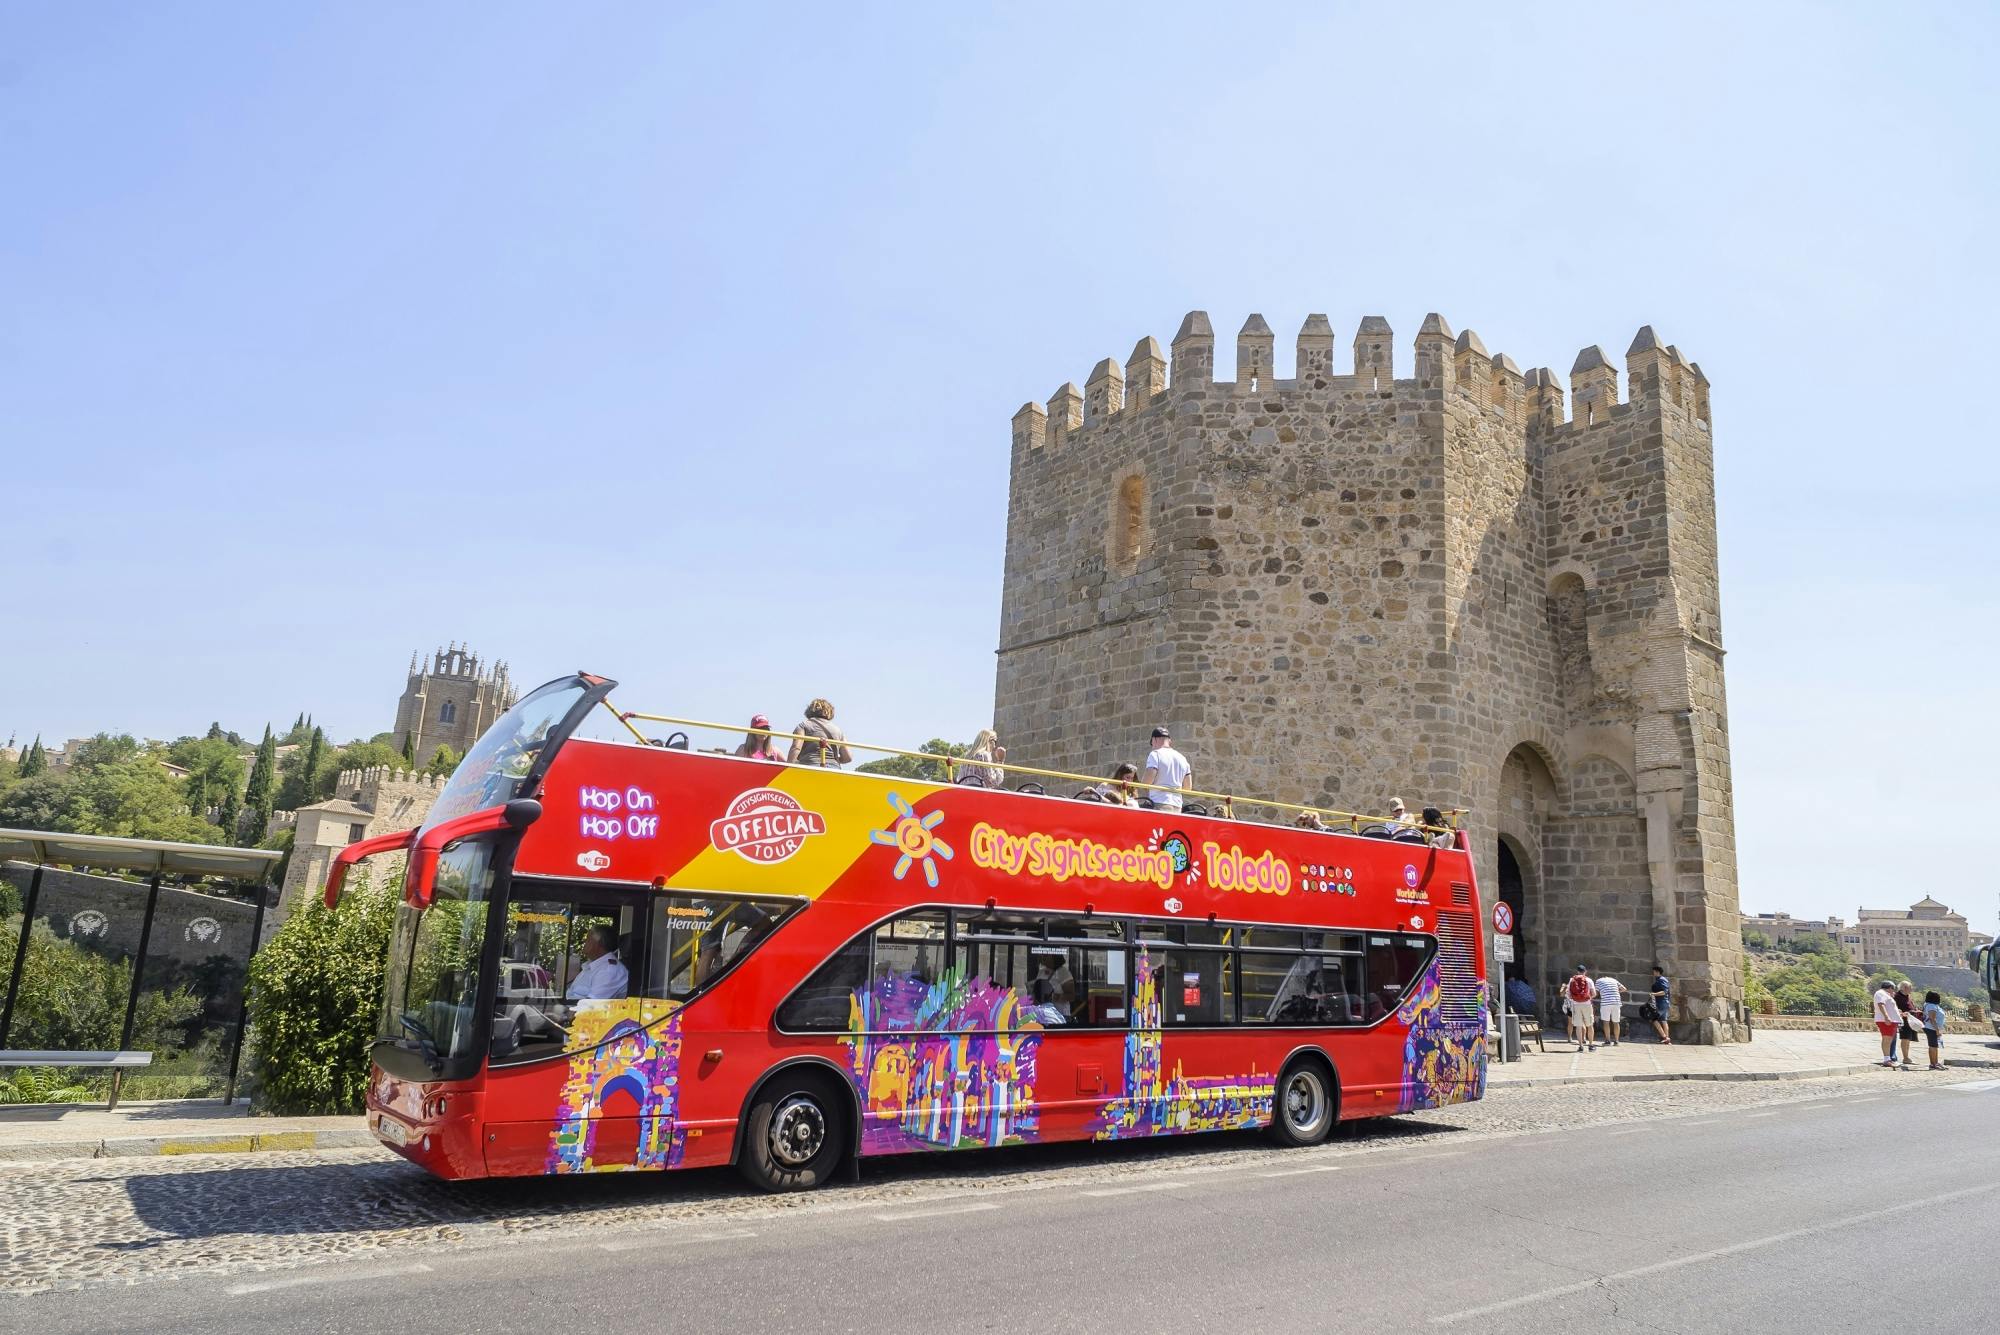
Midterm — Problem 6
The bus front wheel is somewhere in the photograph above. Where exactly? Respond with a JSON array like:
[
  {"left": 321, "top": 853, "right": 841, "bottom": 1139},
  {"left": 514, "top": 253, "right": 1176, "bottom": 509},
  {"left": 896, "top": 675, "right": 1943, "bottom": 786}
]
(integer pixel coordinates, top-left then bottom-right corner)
[
  {"left": 741, "top": 1074, "right": 846, "bottom": 1193},
  {"left": 1270, "top": 1059, "right": 1336, "bottom": 1147}
]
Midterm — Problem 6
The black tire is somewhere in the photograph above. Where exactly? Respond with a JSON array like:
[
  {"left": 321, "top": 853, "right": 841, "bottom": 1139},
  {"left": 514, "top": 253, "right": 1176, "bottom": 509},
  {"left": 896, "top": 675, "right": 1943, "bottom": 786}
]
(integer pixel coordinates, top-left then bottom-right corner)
[
  {"left": 739, "top": 1074, "right": 846, "bottom": 1193},
  {"left": 1269, "top": 1059, "right": 1336, "bottom": 1147}
]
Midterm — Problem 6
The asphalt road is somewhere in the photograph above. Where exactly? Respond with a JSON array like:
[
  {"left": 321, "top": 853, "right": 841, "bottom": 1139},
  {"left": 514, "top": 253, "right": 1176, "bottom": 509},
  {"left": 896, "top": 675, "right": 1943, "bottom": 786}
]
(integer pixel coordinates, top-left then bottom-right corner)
[{"left": 14, "top": 1076, "right": 1999, "bottom": 1334}]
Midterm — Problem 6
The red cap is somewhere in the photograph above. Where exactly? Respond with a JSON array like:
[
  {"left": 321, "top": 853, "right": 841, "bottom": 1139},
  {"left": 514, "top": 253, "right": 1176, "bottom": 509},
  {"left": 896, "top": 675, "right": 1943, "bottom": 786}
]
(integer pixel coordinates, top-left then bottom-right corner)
[{"left": 751, "top": 714, "right": 771, "bottom": 728}]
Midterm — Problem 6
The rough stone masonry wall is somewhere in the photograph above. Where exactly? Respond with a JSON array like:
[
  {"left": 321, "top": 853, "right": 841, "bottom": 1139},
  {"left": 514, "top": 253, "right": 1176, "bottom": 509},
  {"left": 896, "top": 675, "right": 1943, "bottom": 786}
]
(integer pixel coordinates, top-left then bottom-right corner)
[{"left": 996, "top": 309, "right": 1743, "bottom": 1040}]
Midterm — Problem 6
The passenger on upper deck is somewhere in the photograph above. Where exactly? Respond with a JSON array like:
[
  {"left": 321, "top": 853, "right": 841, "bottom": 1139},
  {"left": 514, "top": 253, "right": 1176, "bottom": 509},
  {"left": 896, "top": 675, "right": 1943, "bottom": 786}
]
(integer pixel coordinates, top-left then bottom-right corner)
[
  {"left": 735, "top": 714, "right": 785, "bottom": 761},
  {"left": 1093, "top": 763, "right": 1142, "bottom": 806},
  {"left": 1389, "top": 798, "right": 1416, "bottom": 828},
  {"left": 1421, "top": 806, "right": 1452, "bottom": 848},
  {"left": 566, "top": 925, "right": 629, "bottom": 1001},
  {"left": 1142, "top": 727, "right": 1191, "bottom": 812},
  {"left": 787, "top": 698, "right": 854, "bottom": 768},
  {"left": 1294, "top": 811, "right": 1328, "bottom": 831},
  {"left": 959, "top": 729, "right": 1005, "bottom": 787}
]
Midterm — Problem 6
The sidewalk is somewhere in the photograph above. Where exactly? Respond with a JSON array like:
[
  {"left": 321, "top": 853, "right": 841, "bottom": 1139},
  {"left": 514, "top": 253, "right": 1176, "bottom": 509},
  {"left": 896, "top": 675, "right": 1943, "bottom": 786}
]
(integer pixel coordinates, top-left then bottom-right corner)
[
  {"left": 0, "top": 1099, "right": 372, "bottom": 1163},
  {"left": 1491, "top": 1025, "right": 2000, "bottom": 1087}
]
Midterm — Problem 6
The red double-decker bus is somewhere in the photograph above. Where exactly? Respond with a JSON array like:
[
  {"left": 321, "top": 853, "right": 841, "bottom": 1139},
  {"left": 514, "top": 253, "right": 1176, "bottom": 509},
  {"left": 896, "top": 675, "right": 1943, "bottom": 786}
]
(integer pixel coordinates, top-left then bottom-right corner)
[{"left": 339, "top": 674, "right": 1487, "bottom": 1190}]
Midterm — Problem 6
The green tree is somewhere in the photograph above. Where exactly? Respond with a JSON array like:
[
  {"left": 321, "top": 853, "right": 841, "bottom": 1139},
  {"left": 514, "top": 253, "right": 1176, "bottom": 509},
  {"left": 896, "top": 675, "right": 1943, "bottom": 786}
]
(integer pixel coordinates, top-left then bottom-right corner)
[
  {"left": 401, "top": 731, "right": 417, "bottom": 767},
  {"left": 245, "top": 724, "right": 277, "bottom": 837},
  {"left": 204, "top": 721, "right": 225, "bottom": 741},
  {"left": 70, "top": 733, "right": 143, "bottom": 771},
  {"left": 217, "top": 788, "right": 243, "bottom": 844},
  {"left": 0, "top": 773, "right": 72, "bottom": 831},
  {"left": 17, "top": 736, "right": 48, "bottom": 779},
  {"left": 855, "top": 738, "right": 966, "bottom": 782},
  {"left": 245, "top": 873, "right": 399, "bottom": 1114},
  {"left": 62, "top": 754, "right": 223, "bottom": 844},
  {"left": 168, "top": 735, "right": 247, "bottom": 818},
  {"left": 424, "top": 745, "right": 462, "bottom": 779},
  {"left": 275, "top": 727, "right": 327, "bottom": 811}
]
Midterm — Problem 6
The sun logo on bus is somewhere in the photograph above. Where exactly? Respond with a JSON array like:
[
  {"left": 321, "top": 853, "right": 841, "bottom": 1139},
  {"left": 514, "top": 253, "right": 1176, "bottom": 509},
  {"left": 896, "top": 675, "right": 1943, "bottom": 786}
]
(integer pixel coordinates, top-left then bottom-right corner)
[{"left": 869, "top": 793, "right": 955, "bottom": 887}]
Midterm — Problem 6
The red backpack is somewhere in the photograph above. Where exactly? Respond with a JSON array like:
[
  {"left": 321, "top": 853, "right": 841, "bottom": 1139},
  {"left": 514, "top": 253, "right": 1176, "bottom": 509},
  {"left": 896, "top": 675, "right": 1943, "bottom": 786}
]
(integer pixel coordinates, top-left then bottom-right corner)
[{"left": 1567, "top": 974, "right": 1593, "bottom": 1003}]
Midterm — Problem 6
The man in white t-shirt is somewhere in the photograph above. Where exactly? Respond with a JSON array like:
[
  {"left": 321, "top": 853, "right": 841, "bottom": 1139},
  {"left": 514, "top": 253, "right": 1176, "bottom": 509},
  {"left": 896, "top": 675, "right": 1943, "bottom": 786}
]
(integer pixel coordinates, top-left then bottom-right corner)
[
  {"left": 1595, "top": 974, "right": 1625, "bottom": 1045},
  {"left": 1871, "top": 982, "right": 1901, "bottom": 1067},
  {"left": 1141, "top": 727, "right": 1191, "bottom": 811}
]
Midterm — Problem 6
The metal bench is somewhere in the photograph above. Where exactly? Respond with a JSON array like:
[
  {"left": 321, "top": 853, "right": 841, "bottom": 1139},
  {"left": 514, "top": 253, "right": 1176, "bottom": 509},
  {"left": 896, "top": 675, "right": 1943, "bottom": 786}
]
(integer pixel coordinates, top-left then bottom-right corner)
[{"left": 0, "top": 1050, "right": 154, "bottom": 1110}]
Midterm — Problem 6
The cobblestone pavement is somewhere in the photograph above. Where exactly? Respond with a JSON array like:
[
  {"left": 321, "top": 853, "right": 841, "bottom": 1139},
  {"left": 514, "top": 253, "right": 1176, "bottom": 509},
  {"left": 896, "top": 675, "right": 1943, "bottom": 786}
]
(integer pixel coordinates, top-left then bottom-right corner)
[{"left": 2, "top": 1067, "right": 1985, "bottom": 1298}]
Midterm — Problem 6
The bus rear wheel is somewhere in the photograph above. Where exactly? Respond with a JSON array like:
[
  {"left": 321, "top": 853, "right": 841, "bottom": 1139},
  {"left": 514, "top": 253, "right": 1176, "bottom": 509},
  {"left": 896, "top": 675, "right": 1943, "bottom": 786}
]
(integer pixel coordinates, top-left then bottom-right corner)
[
  {"left": 1270, "top": 1059, "right": 1335, "bottom": 1147},
  {"left": 740, "top": 1074, "right": 846, "bottom": 1193}
]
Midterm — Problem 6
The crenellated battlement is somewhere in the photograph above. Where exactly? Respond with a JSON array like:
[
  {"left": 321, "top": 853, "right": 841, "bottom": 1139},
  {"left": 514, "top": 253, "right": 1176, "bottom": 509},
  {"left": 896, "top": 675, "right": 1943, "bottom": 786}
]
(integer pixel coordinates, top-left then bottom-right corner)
[{"left": 1012, "top": 309, "right": 1710, "bottom": 452}]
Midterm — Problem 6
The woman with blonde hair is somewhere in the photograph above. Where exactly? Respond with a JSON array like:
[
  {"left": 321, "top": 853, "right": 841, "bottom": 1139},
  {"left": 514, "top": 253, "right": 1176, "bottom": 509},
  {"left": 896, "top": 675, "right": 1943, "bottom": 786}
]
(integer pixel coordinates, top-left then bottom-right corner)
[
  {"left": 959, "top": 728, "right": 1005, "bottom": 786},
  {"left": 787, "top": 698, "right": 854, "bottom": 768}
]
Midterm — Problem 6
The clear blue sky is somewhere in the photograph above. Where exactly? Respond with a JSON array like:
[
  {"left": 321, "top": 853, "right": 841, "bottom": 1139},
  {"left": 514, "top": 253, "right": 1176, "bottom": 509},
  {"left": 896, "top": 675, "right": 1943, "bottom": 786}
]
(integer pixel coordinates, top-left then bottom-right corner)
[{"left": 5, "top": 3, "right": 1995, "bottom": 933}]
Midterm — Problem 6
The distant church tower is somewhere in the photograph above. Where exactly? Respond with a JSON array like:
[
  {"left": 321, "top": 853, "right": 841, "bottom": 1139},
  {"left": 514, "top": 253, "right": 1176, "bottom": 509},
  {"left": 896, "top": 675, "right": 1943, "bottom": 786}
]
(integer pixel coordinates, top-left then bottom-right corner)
[{"left": 393, "top": 644, "right": 516, "bottom": 761}]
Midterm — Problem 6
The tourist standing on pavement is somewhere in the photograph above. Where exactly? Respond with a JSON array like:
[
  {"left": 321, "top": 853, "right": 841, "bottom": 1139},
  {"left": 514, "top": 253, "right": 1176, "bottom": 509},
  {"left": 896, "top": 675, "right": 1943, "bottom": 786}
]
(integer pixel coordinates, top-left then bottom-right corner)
[
  {"left": 1595, "top": 971, "right": 1625, "bottom": 1045},
  {"left": 1922, "top": 990, "right": 1948, "bottom": 1070},
  {"left": 1893, "top": 981, "right": 1920, "bottom": 1070},
  {"left": 1871, "top": 980, "right": 1902, "bottom": 1067},
  {"left": 1565, "top": 965, "right": 1598, "bottom": 1051},
  {"left": 1650, "top": 965, "right": 1673, "bottom": 1044}
]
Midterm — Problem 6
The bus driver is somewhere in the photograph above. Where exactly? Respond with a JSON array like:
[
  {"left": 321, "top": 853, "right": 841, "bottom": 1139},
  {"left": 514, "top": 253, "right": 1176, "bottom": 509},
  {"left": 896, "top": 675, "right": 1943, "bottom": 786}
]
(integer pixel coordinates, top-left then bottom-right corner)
[{"left": 566, "top": 924, "right": 630, "bottom": 1001}]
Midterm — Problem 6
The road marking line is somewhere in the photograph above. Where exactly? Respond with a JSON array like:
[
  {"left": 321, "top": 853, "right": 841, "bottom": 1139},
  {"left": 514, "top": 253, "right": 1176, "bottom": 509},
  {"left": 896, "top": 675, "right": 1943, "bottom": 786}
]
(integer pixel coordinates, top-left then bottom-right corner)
[
  {"left": 1743, "top": 1111, "right": 1779, "bottom": 1119},
  {"left": 598, "top": 1228, "right": 756, "bottom": 1252},
  {"left": 1943, "top": 1080, "right": 2000, "bottom": 1093},
  {"left": 873, "top": 1202, "right": 1000, "bottom": 1221},
  {"left": 1429, "top": 1180, "right": 2000, "bottom": 1326},
  {"left": 1679, "top": 1119, "right": 1720, "bottom": 1126},
  {"left": 1083, "top": 1181, "right": 1186, "bottom": 1197},
  {"left": 1849, "top": 1097, "right": 1881, "bottom": 1104},
  {"left": 1608, "top": 1127, "right": 1647, "bottom": 1136},
  {"left": 1259, "top": 1164, "right": 1344, "bottom": 1178},
  {"left": 227, "top": 1263, "right": 432, "bottom": 1296}
]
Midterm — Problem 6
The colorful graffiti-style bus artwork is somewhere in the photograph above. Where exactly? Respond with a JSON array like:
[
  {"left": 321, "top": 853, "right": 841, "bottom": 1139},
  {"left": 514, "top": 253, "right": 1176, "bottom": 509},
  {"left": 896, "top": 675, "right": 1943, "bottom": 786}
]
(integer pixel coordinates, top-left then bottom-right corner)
[
  {"left": 1394, "top": 959, "right": 1487, "bottom": 1113},
  {"left": 843, "top": 968, "right": 1045, "bottom": 1153},
  {"left": 1092, "top": 950, "right": 1276, "bottom": 1140},
  {"left": 546, "top": 1002, "right": 684, "bottom": 1173}
]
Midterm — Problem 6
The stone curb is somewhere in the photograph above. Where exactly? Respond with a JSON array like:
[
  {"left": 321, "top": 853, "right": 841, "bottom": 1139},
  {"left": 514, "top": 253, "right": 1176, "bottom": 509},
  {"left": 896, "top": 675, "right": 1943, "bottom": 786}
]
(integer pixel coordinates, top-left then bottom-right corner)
[
  {"left": 1491, "top": 1055, "right": 2000, "bottom": 1089},
  {"left": 0, "top": 1126, "right": 375, "bottom": 1163}
]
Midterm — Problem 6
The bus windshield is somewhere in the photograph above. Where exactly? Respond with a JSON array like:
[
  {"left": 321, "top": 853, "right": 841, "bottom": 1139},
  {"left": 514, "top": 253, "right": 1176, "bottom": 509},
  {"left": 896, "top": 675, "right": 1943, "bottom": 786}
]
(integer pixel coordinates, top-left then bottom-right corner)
[
  {"left": 378, "top": 839, "right": 498, "bottom": 1072},
  {"left": 420, "top": 676, "right": 593, "bottom": 833}
]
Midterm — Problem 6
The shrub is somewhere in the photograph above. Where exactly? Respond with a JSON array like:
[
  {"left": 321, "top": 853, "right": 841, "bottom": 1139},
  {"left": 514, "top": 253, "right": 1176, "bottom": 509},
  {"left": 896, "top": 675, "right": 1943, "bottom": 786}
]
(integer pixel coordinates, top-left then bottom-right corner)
[{"left": 244, "top": 873, "right": 397, "bottom": 1114}]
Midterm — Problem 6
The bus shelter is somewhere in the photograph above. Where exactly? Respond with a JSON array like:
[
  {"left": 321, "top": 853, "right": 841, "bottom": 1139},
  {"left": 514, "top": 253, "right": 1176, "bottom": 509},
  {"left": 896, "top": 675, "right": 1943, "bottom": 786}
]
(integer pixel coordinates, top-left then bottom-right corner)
[{"left": 0, "top": 828, "right": 280, "bottom": 1105}]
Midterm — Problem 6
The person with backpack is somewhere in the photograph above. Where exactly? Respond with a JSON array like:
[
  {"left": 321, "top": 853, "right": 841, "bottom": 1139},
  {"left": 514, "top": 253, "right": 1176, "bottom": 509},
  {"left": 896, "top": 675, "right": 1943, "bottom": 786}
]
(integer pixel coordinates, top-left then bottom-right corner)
[
  {"left": 1921, "top": 990, "right": 1948, "bottom": 1070},
  {"left": 1565, "top": 965, "right": 1598, "bottom": 1051}
]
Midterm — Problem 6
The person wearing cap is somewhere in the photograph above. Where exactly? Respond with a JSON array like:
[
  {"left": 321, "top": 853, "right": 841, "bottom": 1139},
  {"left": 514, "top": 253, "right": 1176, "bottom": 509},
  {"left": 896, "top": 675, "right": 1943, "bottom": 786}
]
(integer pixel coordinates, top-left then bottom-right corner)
[
  {"left": 735, "top": 714, "right": 785, "bottom": 762},
  {"left": 1389, "top": 797, "right": 1417, "bottom": 828},
  {"left": 1141, "top": 727, "right": 1192, "bottom": 812}
]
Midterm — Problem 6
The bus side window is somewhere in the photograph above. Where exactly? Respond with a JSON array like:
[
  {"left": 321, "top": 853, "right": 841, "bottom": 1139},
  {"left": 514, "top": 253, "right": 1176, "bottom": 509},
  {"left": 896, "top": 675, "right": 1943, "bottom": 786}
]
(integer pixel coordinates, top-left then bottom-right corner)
[
  {"left": 874, "top": 911, "right": 946, "bottom": 989},
  {"left": 1365, "top": 935, "right": 1434, "bottom": 1016},
  {"left": 774, "top": 936, "right": 871, "bottom": 1032}
]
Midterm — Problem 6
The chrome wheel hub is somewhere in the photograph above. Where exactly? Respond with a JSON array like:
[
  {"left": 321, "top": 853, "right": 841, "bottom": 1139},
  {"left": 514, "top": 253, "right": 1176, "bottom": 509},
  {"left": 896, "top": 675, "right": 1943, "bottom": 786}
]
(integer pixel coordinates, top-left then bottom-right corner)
[{"left": 771, "top": 1096, "right": 826, "bottom": 1167}]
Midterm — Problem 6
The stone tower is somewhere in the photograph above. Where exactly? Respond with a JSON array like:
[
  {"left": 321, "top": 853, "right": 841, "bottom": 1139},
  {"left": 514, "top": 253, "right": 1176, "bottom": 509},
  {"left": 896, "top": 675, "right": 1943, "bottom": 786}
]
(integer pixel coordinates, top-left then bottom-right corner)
[
  {"left": 995, "top": 310, "right": 1744, "bottom": 1042},
  {"left": 392, "top": 644, "right": 516, "bottom": 762}
]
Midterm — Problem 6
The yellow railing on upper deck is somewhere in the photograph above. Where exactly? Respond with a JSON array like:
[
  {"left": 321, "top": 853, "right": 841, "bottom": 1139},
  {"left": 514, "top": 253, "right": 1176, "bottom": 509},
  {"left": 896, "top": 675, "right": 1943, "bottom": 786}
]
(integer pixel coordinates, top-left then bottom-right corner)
[{"left": 599, "top": 701, "right": 1464, "bottom": 839}]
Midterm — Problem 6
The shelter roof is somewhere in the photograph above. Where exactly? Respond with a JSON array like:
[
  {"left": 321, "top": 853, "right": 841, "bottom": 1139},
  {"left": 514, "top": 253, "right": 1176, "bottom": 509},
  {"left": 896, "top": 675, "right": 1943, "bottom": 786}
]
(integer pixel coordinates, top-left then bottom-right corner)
[{"left": 0, "top": 827, "right": 279, "bottom": 882}]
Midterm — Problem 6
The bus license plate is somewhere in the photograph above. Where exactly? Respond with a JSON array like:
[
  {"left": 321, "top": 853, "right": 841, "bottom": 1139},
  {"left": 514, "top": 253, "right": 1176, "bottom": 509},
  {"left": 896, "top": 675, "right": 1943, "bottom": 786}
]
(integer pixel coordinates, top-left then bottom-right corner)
[{"left": 377, "top": 1115, "right": 411, "bottom": 1146}]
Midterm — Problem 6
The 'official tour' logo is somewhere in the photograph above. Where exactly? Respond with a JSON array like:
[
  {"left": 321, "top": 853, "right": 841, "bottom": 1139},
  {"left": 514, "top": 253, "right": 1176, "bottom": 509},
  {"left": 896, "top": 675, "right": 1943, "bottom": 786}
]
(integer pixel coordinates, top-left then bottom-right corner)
[{"left": 711, "top": 788, "right": 827, "bottom": 864}]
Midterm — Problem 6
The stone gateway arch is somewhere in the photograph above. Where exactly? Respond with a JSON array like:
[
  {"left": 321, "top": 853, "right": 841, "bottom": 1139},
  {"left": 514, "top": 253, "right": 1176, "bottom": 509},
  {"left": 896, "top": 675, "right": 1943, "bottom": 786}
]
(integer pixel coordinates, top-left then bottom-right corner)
[{"left": 993, "top": 311, "right": 1744, "bottom": 1042}]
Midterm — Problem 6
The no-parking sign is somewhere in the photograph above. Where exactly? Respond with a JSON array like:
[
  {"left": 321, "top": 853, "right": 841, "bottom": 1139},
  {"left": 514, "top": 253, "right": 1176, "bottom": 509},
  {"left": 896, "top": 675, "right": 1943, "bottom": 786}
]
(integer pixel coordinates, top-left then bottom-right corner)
[{"left": 1493, "top": 901, "right": 1514, "bottom": 934}]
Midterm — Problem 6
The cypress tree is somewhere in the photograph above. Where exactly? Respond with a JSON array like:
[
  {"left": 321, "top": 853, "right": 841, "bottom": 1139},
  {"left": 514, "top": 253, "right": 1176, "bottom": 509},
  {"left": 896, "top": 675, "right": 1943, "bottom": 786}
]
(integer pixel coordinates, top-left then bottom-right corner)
[
  {"left": 246, "top": 724, "right": 277, "bottom": 834},
  {"left": 218, "top": 789, "right": 243, "bottom": 844},
  {"left": 18, "top": 735, "right": 46, "bottom": 779},
  {"left": 401, "top": 731, "right": 417, "bottom": 767}
]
